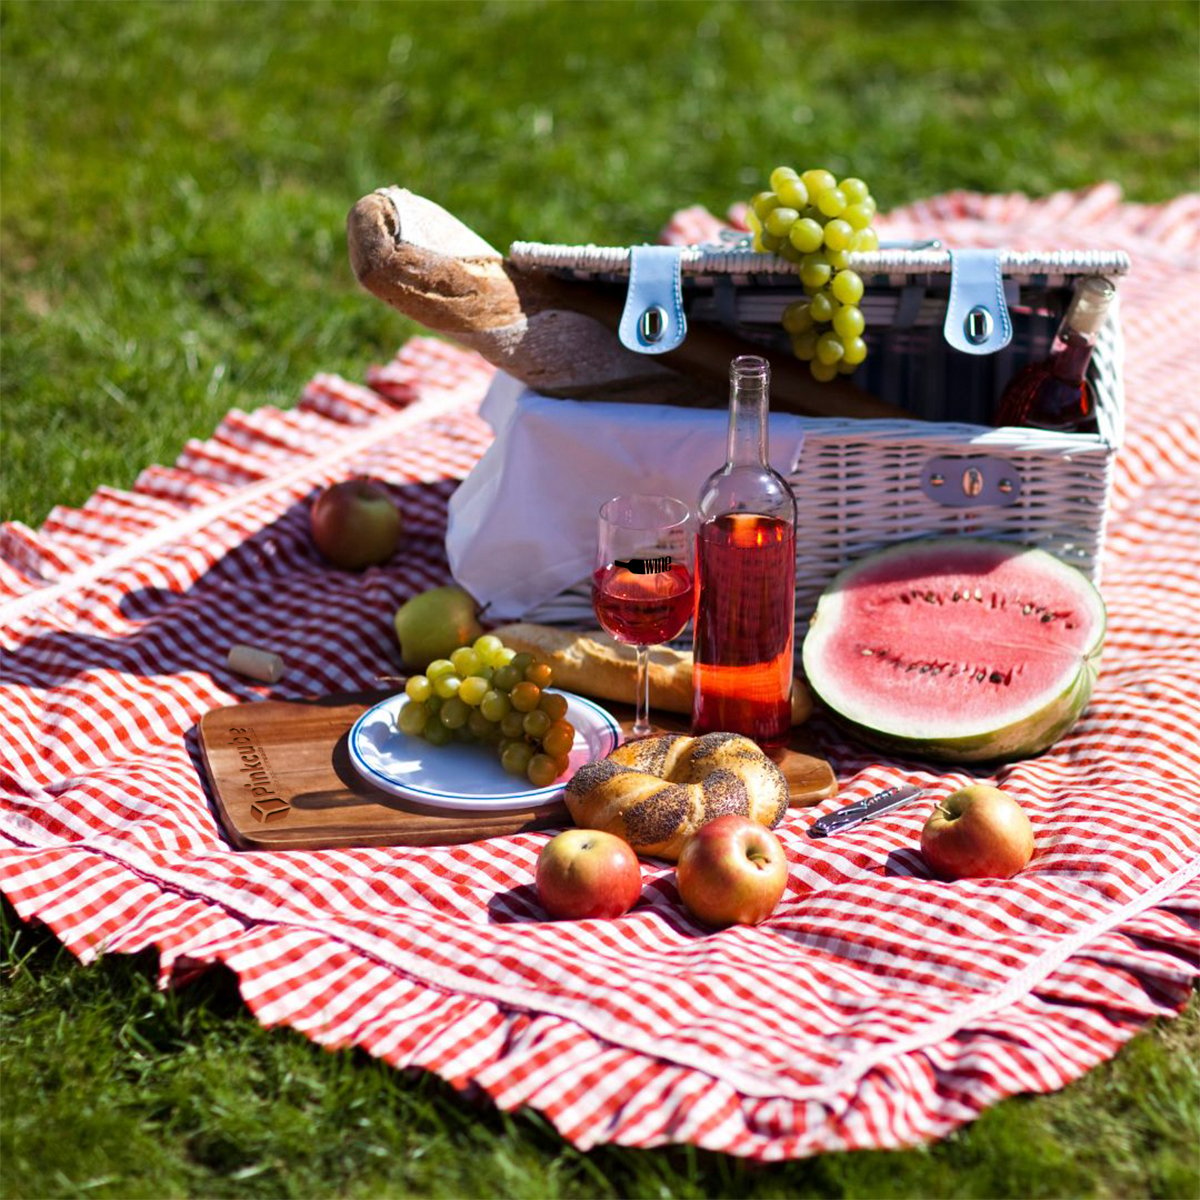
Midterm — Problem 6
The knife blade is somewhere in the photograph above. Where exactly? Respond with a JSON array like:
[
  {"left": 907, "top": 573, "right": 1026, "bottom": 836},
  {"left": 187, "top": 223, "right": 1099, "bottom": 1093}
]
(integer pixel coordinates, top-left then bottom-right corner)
[{"left": 807, "top": 784, "right": 927, "bottom": 838}]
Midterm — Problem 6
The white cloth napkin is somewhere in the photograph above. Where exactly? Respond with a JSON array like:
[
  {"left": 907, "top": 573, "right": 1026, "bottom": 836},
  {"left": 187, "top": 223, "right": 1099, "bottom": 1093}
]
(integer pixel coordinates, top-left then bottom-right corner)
[{"left": 446, "top": 373, "right": 807, "bottom": 620}]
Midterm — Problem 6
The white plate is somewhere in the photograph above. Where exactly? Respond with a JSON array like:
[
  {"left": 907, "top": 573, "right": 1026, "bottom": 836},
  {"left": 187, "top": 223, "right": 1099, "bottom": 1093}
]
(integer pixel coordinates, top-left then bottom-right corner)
[{"left": 347, "top": 689, "right": 621, "bottom": 812}]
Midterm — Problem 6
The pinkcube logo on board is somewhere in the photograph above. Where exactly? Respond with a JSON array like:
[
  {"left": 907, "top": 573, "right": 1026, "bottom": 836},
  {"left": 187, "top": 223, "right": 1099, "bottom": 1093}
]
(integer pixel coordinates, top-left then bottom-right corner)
[{"left": 227, "top": 727, "right": 290, "bottom": 822}]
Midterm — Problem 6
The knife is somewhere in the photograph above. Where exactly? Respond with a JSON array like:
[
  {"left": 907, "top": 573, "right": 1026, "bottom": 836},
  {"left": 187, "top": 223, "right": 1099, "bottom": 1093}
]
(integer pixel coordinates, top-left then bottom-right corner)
[{"left": 807, "top": 784, "right": 927, "bottom": 838}]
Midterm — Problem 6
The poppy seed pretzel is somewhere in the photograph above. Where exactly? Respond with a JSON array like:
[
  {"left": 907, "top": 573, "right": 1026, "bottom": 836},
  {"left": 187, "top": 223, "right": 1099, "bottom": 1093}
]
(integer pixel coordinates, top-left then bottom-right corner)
[{"left": 564, "top": 732, "right": 790, "bottom": 862}]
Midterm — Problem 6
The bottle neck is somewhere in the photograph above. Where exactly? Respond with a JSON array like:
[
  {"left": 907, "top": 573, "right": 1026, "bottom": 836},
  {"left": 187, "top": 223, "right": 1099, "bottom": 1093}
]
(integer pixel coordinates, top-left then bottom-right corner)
[
  {"left": 1049, "top": 326, "right": 1096, "bottom": 385},
  {"left": 1049, "top": 275, "right": 1113, "bottom": 384},
  {"left": 727, "top": 357, "right": 770, "bottom": 468}
]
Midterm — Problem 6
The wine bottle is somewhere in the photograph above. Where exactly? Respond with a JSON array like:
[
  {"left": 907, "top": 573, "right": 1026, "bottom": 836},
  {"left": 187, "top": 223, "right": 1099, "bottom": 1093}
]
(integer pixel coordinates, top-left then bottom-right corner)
[
  {"left": 692, "top": 355, "right": 798, "bottom": 751},
  {"left": 994, "top": 276, "right": 1115, "bottom": 432}
]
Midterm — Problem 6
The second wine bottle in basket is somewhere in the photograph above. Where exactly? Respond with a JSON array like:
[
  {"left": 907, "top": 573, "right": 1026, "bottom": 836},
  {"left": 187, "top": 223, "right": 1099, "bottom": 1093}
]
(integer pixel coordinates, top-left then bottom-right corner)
[{"left": 692, "top": 355, "right": 798, "bottom": 751}]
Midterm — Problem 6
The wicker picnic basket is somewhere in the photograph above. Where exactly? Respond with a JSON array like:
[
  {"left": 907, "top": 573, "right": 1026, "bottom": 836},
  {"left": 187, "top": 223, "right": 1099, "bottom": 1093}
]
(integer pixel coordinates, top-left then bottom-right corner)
[
  {"left": 502, "top": 239, "right": 1130, "bottom": 631},
  {"left": 344, "top": 189, "right": 1128, "bottom": 632}
]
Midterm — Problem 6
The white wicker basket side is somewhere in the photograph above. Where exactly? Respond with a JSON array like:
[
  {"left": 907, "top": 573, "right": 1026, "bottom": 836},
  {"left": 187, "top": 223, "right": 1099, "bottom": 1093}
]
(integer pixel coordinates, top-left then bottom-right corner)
[{"left": 787, "top": 422, "right": 1116, "bottom": 623}]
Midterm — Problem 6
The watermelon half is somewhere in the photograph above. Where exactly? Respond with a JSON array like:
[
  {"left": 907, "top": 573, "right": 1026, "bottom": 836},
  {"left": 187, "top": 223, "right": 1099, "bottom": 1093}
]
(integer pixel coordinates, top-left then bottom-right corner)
[{"left": 801, "top": 538, "right": 1106, "bottom": 763}]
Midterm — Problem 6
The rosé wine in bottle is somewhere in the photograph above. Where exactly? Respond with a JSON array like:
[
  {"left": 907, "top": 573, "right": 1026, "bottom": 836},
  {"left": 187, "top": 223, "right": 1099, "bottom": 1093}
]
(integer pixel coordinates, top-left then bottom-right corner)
[{"left": 692, "top": 356, "right": 797, "bottom": 751}]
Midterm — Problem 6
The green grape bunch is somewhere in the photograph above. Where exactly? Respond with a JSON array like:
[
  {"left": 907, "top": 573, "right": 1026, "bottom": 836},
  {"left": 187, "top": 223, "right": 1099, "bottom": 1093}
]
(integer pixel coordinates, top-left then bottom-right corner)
[
  {"left": 744, "top": 166, "right": 879, "bottom": 383},
  {"left": 397, "top": 634, "right": 577, "bottom": 789}
]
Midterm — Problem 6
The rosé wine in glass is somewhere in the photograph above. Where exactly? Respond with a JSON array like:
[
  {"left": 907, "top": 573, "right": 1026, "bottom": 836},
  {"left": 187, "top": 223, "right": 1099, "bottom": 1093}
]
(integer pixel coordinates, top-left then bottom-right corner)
[
  {"left": 593, "top": 494, "right": 694, "bottom": 739},
  {"left": 592, "top": 560, "right": 694, "bottom": 647}
]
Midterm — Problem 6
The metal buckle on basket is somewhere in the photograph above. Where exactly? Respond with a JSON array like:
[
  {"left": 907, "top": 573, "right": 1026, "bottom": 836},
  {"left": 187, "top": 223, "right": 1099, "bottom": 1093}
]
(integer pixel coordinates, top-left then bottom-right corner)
[
  {"left": 618, "top": 245, "right": 687, "bottom": 354},
  {"left": 944, "top": 249, "right": 1013, "bottom": 355},
  {"left": 922, "top": 456, "right": 1023, "bottom": 507}
]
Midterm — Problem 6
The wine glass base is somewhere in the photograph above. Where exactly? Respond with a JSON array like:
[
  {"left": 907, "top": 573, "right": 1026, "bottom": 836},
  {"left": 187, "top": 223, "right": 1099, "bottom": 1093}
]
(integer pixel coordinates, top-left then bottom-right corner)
[{"left": 618, "top": 714, "right": 678, "bottom": 742}]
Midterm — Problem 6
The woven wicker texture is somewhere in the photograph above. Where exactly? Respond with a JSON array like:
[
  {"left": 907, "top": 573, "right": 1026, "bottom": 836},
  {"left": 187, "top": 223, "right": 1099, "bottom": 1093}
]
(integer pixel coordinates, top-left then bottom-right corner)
[{"left": 510, "top": 242, "right": 1131, "bottom": 281}]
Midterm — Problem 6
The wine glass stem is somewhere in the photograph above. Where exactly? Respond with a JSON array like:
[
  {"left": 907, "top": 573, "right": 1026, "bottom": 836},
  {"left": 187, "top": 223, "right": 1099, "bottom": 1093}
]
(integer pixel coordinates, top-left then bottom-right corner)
[{"left": 633, "top": 644, "right": 653, "bottom": 738}]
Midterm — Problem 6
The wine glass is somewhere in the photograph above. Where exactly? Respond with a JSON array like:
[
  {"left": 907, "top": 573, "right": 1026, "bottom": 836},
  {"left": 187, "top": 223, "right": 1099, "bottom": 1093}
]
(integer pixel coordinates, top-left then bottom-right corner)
[{"left": 592, "top": 493, "right": 695, "bottom": 739}]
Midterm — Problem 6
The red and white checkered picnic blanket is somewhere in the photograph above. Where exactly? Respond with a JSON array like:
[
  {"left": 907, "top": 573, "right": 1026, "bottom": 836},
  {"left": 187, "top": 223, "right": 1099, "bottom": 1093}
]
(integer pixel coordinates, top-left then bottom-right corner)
[{"left": 2, "top": 187, "right": 1198, "bottom": 1161}]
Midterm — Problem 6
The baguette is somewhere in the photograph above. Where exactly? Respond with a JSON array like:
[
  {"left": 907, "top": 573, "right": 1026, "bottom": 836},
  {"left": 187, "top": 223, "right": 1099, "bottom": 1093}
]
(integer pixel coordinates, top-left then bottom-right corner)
[{"left": 491, "top": 622, "right": 813, "bottom": 726}]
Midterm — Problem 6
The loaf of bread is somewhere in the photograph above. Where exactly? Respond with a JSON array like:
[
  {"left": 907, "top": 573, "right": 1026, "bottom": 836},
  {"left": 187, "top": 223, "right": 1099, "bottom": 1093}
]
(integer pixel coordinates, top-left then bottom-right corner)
[
  {"left": 564, "top": 732, "right": 789, "bottom": 861},
  {"left": 491, "top": 622, "right": 813, "bottom": 725}
]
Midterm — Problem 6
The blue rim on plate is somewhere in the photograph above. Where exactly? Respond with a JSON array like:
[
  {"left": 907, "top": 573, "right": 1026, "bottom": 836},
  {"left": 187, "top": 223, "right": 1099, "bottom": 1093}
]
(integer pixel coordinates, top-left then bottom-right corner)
[{"left": 347, "top": 689, "right": 621, "bottom": 812}]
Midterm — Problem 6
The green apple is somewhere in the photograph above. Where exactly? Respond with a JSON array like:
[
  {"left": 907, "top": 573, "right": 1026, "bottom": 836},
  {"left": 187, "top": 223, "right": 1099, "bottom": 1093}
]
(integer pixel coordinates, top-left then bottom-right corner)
[{"left": 392, "top": 585, "right": 484, "bottom": 670}]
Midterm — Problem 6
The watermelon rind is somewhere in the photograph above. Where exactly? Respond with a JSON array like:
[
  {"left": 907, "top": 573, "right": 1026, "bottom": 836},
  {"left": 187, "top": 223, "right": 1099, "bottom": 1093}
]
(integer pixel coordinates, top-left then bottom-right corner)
[{"left": 801, "top": 538, "right": 1107, "bottom": 764}]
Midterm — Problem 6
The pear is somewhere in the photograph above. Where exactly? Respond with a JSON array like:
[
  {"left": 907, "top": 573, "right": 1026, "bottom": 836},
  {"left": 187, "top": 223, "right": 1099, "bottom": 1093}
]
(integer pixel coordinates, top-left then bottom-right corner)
[{"left": 392, "top": 585, "right": 484, "bottom": 670}]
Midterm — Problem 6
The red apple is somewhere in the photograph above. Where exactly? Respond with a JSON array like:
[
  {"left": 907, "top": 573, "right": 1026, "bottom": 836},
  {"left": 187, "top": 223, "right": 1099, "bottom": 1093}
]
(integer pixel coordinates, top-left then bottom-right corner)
[
  {"left": 675, "top": 815, "right": 788, "bottom": 929},
  {"left": 536, "top": 829, "right": 642, "bottom": 920},
  {"left": 310, "top": 477, "right": 403, "bottom": 570},
  {"left": 920, "top": 784, "right": 1034, "bottom": 880}
]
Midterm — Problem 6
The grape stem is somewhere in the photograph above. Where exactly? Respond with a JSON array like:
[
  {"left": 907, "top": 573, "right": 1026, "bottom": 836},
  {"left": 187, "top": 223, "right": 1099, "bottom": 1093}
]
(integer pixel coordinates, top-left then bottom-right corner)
[{"left": 375, "top": 673, "right": 411, "bottom": 693}]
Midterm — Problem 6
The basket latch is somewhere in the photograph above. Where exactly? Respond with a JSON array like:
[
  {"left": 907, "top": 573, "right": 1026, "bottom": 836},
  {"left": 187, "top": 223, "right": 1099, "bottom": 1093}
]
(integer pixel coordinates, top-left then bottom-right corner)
[
  {"left": 618, "top": 245, "right": 687, "bottom": 354},
  {"left": 944, "top": 249, "right": 1012, "bottom": 355},
  {"left": 921, "top": 455, "right": 1023, "bottom": 507}
]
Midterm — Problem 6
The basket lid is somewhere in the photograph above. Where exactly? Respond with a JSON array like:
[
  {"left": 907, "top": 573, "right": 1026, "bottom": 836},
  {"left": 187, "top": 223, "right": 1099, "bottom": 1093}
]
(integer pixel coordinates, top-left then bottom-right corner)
[{"left": 509, "top": 240, "right": 1131, "bottom": 286}]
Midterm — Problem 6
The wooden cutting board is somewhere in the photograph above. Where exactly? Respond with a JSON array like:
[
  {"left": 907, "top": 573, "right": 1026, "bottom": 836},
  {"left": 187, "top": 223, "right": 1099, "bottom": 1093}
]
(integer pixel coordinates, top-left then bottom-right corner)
[{"left": 198, "top": 691, "right": 838, "bottom": 851}]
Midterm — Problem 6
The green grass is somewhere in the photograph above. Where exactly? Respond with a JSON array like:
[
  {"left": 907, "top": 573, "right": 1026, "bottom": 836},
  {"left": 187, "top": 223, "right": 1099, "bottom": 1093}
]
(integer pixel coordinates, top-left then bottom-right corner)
[
  {"left": 3, "top": 901, "right": 1198, "bottom": 1199},
  {"left": 2, "top": 1, "right": 1199, "bottom": 1195}
]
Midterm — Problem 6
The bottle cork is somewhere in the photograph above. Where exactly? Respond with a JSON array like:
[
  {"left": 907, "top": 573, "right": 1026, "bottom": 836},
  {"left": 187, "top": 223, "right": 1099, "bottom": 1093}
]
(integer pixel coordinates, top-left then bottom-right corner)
[
  {"left": 227, "top": 644, "right": 285, "bottom": 684},
  {"left": 1065, "top": 276, "right": 1115, "bottom": 337}
]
